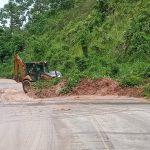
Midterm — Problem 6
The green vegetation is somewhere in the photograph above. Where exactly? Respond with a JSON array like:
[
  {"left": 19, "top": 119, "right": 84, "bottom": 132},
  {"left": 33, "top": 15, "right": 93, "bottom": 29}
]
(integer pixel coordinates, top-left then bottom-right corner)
[
  {"left": 144, "top": 83, "right": 150, "bottom": 98},
  {"left": 32, "top": 78, "right": 61, "bottom": 90},
  {"left": 0, "top": 0, "right": 149, "bottom": 96}
]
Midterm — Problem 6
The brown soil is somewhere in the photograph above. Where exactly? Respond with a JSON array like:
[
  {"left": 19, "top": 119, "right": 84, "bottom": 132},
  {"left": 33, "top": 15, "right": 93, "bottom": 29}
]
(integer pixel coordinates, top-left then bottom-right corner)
[
  {"left": 118, "top": 87, "right": 144, "bottom": 97},
  {"left": 69, "top": 78, "right": 120, "bottom": 96},
  {"left": 28, "top": 78, "right": 144, "bottom": 99},
  {"left": 28, "top": 80, "right": 66, "bottom": 98},
  {"left": 69, "top": 78, "right": 144, "bottom": 97},
  {"left": 0, "top": 89, "right": 33, "bottom": 102}
]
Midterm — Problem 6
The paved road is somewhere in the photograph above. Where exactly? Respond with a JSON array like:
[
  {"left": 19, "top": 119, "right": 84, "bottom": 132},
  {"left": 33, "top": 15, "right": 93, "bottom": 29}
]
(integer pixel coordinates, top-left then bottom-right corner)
[
  {"left": 0, "top": 79, "right": 150, "bottom": 150},
  {"left": 1, "top": 101, "right": 150, "bottom": 150},
  {"left": 0, "top": 79, "right": 22, "bottom": 90}
]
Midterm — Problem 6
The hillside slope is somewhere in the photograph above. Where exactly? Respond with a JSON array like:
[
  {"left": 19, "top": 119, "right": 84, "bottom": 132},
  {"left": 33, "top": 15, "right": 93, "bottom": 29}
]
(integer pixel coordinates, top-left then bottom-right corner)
[{"left": 0, "top": 0, "right": 150, "bottom": 96}]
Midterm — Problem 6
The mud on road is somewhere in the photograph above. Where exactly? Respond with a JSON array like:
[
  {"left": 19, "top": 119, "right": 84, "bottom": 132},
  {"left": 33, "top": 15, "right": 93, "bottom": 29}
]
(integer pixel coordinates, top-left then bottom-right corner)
[{"left": 0, "top": 79, "right": 32, "bottom": 103}]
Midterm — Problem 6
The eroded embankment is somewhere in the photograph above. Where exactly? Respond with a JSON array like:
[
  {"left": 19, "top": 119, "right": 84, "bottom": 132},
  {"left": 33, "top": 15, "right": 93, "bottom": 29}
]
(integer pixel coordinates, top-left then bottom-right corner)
[{"left": 28, "top": 78, "right": 144, "bottom": 99}]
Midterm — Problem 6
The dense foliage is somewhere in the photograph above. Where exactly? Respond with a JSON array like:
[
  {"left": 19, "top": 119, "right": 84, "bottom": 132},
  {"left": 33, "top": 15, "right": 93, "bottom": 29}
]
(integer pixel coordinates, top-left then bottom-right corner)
[{"left": 0, "top": 0, "right": 150, "bottom": 95}]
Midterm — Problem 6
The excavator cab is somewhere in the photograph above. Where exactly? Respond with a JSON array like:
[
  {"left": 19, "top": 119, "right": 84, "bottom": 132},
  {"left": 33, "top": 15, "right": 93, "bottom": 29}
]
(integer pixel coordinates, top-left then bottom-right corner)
[
  {"left": 25, "top": 62, "right": 62, "bottom": 80},
  {"left": 14, "top": 54, "right": 62, "bottom": 93},
  {"left": 25, "top": 62, "right": 49, "bottom": 81}
]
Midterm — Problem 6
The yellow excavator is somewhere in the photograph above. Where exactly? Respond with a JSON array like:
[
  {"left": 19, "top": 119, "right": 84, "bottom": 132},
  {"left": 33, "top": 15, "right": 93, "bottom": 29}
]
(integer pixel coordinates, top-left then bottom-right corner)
[{"left": 14, "top": 54, "right": 62, "bottom": 93}]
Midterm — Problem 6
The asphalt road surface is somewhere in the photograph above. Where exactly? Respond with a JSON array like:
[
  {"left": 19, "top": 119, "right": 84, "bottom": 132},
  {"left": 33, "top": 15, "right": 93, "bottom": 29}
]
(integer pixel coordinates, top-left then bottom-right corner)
[
  {"left": 0, "top": 79, "right": 150, "bottom": 150},
  {"left": 0, "top": 79, "right": 22, "bottom": 90}
]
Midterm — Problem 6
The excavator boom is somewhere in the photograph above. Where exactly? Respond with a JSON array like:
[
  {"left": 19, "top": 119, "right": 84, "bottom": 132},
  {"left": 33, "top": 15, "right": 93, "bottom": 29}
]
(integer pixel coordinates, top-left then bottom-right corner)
[{"left": 14, "top": 54, "right": 26, "bottom": 82}]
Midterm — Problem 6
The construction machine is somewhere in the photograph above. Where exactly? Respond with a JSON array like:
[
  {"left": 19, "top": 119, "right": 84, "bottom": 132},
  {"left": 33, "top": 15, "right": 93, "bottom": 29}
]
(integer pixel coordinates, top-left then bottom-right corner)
[{"left": 14, "top": 54, "right": 62, "bottom": 93}]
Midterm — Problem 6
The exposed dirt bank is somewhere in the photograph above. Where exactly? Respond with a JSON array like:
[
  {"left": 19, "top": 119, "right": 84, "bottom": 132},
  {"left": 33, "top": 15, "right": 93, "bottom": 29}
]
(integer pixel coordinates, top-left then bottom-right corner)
[
  {"left": 0, "top": 79, "right": 148, "bottom": 104},
  {"left": 28, "top": 78, "right": 144, "bottom": 99}
]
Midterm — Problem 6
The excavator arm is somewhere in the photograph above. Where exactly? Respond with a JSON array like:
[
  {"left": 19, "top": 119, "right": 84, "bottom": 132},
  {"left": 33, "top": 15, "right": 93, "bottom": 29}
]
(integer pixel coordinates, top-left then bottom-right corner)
[{"left": 14, "top": 54, "right": 26, "bottom": 82}]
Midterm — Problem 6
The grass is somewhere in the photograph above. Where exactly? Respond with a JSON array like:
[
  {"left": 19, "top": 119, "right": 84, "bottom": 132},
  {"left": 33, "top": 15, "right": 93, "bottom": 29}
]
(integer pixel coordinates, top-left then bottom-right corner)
[
  {"left": 32, "top": 78, "right": 61, "bottom": 89},
  {"left": 0, "top": 63, "right": 13, "bottom": 79}
]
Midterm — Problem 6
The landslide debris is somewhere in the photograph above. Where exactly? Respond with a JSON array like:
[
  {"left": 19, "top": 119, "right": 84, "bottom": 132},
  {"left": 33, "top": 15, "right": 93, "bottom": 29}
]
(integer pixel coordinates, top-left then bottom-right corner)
[{"left": 28, "top": 78, "right": 144, "bottom": 98}]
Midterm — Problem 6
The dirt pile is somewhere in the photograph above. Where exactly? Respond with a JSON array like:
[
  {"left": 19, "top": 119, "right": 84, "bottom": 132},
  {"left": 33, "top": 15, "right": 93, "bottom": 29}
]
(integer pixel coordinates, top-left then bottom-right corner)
[
  {"left": 69, "top": 78, "right": 120, "bottom": 96},
  {"left": 28, "top": 80, "right": 66, "bottom": 98},
  {"left": 69, "top": 78, "right": 143, "bottom": 97},
  {"left": 29, "top": 78, "right": 144, "bottom": 98},
  {"left": 118, "top": 87, "right": 144, "bottom": 97}
]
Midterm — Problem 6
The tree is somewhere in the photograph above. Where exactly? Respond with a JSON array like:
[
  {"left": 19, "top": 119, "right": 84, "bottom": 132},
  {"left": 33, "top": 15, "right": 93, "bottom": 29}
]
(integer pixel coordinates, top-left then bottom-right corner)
[
  {"left": 77, "top": 30, "right": 91, "bottom": 57},
  {"left": 0, "top": 29, "right": 12, "bottom": 63},
  {"left": 123, "top": 12, "right": 150, "bottom": 60}
]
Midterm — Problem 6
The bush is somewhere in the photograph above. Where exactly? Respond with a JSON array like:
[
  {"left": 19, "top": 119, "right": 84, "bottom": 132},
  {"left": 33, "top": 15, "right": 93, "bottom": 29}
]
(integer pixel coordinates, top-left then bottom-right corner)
[
  {"left": 63, "top": 60, "right": 75, "bottom": 71},
  {"left": 96, "top": 0, "right": 113, "bottom": 21},
  {"left": 122, "top": 11, "right": 150, "bottom": 60},
  {"left": 76, "top": 29, "right": 91, "bottom": 57},
  {"left": 144, "top": 84, "right": 150, "bottom": 98},
  {"left": 60, "top": 0, "right": 75, "bottom": 10},
  {"left": 0, "top": 63, "right": 13, "bottom": 78},
  {"left": 143, "top": 66, "right": 150, "bottom": 78},
  {"left": 120, "top": 75, "right": 143, "bottom": 87},
  {"left": 32, "top": 38, "right": 48, "bottom": 61},
  {"left": 60, "top": 75, "right": 80, "bottom": 94},
  {"left": 110, "top": 64, "right": 120, "bottom": 77},
  {"left": 75, "top": 57, "right": 88, "bottom": 71},
  {"left": 32, "top": 78, "right": 61, "bottom": 89}
]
